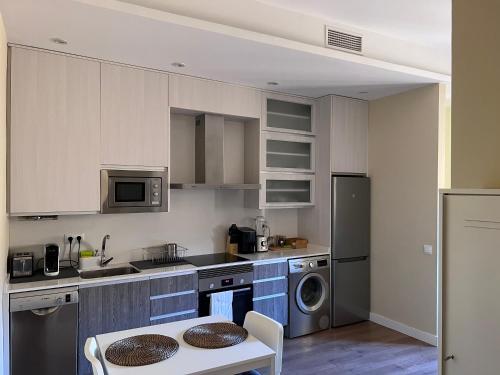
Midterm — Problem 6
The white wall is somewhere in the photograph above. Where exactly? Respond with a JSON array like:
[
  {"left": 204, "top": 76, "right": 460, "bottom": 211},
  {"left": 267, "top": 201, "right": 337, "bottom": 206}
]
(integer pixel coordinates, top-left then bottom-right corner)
[
  {"left": 0, "top": 12, "right": 8, "bottom": 375},
  {"left": 368, "top": 84, "right": 442, "bottom": 339},
  {"left": 9, "top": 190, "right": 298, "bottom": 262}
]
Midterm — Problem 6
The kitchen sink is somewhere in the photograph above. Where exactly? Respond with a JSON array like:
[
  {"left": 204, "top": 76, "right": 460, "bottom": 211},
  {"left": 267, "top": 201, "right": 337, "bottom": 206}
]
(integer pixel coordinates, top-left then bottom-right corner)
[{"left": 79, "top": 266, "right": 140, "bottom": 279}]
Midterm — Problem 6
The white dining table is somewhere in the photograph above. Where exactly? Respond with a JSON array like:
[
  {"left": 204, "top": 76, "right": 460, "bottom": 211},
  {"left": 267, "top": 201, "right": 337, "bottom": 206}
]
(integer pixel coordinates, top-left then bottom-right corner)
[{"left": 95, "top": 315, "right": 276, "bottom": 375}]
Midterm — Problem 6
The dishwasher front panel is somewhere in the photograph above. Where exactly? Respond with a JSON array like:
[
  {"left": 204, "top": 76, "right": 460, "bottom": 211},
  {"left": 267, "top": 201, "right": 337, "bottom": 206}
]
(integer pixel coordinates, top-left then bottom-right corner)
[{"left": 10, "top": 298, "right": 78, "bottom": 375}]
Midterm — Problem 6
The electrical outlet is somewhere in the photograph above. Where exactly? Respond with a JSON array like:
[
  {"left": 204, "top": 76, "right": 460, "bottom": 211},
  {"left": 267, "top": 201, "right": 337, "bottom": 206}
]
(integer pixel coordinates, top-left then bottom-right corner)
[
  {"left": 64, "top": 233, "right": 85, "bottom": 243},
  {"left": 423, "top": 244, "right": 433, "bottom": 255}
]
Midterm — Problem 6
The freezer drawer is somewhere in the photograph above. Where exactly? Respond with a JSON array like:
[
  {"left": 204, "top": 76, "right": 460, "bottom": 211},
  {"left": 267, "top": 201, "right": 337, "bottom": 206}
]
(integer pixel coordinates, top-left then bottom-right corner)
[
  {"left": 332, "top": 257, "right": 370, "bottom": 327},
  {"left": 332, "top": 176, "right": 370, "bottom": 259}
]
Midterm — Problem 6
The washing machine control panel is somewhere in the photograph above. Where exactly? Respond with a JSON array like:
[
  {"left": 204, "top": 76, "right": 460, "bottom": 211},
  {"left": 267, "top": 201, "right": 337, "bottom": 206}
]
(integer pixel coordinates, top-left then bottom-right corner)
[{"left": 289, "top": 256, "right": 329, "bottom": 273}]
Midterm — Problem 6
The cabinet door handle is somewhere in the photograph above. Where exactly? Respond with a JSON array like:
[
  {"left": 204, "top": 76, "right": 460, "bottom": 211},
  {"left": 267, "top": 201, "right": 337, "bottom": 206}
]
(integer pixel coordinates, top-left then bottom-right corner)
[{"left": 444, "top": 355, "right": 455, "bottom": 361}]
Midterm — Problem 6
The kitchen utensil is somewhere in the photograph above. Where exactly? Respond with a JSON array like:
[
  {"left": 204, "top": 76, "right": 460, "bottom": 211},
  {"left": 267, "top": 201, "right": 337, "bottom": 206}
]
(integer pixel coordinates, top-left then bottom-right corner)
[
  {"left": 256, "top": 235, "right": 268, "bottom": 252},
  {"left": 44, "top": 244, "right": 60, "bottom": 277},
  {"left": 105, "top": 334, "right": 179, "bottom": 366},
  {"left": 285, "top": 237, "right": 308, "bottom": 249},
  {"left": 183, "top": 322, "right": 248, "bottom": 349},
  {"left": 11, "top": 252, "right": 34, "bottom": 278}
]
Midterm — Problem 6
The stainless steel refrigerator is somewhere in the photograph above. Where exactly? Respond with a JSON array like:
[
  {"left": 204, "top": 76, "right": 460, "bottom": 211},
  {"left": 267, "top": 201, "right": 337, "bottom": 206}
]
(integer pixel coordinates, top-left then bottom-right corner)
[{"left": 331, "top": 175, "right": 370, "bottom": 327}]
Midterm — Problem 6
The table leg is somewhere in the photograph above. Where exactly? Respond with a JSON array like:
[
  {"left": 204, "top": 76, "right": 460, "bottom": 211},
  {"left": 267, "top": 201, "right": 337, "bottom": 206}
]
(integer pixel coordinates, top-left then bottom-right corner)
[{"left": 269, "top": 357, "right": 277, "bottom": 375}]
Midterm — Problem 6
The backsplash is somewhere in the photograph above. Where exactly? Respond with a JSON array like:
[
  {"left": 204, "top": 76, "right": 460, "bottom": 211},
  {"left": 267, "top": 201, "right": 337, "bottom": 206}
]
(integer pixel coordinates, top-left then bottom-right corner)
[{"left": 9, "top": 190, "right": 298, "bottom": 262}]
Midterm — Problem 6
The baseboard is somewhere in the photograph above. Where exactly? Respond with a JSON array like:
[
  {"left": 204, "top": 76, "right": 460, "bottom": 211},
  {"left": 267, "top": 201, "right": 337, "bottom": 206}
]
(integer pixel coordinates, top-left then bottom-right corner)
[{"left": 369, "top": 312, "right": 437, "bottom": 346}]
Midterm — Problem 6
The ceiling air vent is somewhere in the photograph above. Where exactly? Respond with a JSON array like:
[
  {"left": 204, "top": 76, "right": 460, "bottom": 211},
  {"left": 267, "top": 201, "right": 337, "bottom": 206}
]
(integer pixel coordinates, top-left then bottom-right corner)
[{"left": 325, "top": 26, "right": 363, "bottom": 54}]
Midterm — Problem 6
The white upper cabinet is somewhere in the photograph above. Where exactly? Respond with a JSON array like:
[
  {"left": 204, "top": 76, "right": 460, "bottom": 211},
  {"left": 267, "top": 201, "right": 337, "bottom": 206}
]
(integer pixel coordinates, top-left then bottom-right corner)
[
  {"left": 9, "top": 48, "right": 101, "bottom": 214},
  {"left": 169, "top": 74, "right": 261, "bottom": 118},
  {"left": 261, "top": 132, "right": 315, "bottom": 173},
  {"left": 260, "top": 172, "right": 315, "bottom": 209},
  {"left": 263, "top": 93, "right": 316, "bottom": 135},
  {"left": 331, "top": 96, "right": 368, "bottom": 174},
  {"left": 101, "top": 63, "right": 169, "bottom": 168}
]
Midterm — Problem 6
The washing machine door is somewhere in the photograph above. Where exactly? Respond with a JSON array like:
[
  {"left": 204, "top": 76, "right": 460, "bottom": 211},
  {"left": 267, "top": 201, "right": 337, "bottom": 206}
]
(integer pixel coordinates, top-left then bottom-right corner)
[{"left": 295, "top": 272, "right": 328, "bottom": 314}]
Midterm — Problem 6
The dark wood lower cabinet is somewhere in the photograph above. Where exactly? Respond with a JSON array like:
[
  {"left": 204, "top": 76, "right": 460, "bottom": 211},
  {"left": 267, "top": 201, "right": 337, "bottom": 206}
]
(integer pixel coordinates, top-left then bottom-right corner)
[
  {"left": 78, "top": 280, "right": 150, "bottom": 375},
  {"left": 150, "top": 311, "right": 198, "bottom": 325},
  {"left": 253, "top": 294, "right": 288, "bottom": 326},
  {"left": 253, "top": 261, "right": 289, "bottom": 326}
]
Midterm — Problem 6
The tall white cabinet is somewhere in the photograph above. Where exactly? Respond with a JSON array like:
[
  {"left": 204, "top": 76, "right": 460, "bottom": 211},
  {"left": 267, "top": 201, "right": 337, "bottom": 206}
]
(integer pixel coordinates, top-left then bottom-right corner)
[
  {"left": 100, "top": 63, "right": 169, "bottom": 168},
  {"left": 9, "top": 48, "right": 101, "bottom": 214},
  {"left": 331, "top": 96, "right": 368, "bottom": 174},
  {"left": 440, "top": 191, "right": 500, "bottom": 374}
]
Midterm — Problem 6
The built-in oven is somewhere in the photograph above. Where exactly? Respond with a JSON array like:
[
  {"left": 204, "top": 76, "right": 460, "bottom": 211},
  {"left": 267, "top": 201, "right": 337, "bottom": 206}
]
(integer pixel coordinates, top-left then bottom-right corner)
[
  {"left": 198, "top": 264, "right": 253, "bottom": 326},
  {"left": 100, "top": 169, "right": 168, "bottom": 213}
]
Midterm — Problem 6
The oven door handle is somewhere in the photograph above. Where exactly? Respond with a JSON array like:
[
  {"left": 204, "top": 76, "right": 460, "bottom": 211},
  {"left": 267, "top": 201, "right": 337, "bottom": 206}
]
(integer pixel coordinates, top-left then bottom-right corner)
[{"left": 205, "top": 287, "right": 251, "bottom": 298}]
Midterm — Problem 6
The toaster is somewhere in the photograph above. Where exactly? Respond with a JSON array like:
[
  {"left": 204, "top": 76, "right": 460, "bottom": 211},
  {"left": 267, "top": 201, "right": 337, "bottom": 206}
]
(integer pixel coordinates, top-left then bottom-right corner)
[{"left": 11, "top": 252, "right": 34, "bottom": 278}]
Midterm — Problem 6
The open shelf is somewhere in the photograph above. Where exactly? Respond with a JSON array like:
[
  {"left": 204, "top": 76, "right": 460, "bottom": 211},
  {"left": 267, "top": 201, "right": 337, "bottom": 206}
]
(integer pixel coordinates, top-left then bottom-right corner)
[{"left": 170, "top": 112, "right": 260, "bottom": 189}]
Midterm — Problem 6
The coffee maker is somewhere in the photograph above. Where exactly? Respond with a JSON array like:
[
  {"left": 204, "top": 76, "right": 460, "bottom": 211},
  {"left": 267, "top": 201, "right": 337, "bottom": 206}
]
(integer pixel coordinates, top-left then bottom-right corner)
[
  {"left": 228, "top": 225, "right": 257, "bottom": 254},
  {"left": 44, "top": 244, "right": 60, "bottom": 276}
]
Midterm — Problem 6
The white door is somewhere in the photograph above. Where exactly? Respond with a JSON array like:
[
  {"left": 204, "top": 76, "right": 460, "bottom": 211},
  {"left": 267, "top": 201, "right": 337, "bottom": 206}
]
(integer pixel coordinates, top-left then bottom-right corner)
[
  {"left": 9, "top": 47, "right": 100, "bottom": 214},
  {"left": 100, "top": 63, "right": 169, "bottom": 168},
  {"left": 442, "top": 194, "right": 500, "bottom": 374},
  {"left": 331, "top": 96, "right": 368, "bottom": 174}
]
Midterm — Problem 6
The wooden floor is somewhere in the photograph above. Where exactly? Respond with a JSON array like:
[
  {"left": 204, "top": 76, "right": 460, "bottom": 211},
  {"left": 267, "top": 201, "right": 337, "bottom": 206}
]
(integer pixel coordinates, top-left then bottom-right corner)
[{"left": 276, "top": 322, "right": 437, "bottom": 375}]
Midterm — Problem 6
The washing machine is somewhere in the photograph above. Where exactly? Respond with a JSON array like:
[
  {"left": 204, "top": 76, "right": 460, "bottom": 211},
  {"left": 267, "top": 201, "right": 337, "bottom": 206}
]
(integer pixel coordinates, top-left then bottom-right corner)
[{"left": 286, "top": 255, "right": 331, "bottom": 338}]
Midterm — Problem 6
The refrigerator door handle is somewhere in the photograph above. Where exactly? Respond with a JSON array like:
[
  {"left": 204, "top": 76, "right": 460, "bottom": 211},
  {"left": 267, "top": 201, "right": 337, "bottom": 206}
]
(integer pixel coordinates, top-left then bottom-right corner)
[{"left": 337, "top": 256, "right": 368, "bottom": 263}]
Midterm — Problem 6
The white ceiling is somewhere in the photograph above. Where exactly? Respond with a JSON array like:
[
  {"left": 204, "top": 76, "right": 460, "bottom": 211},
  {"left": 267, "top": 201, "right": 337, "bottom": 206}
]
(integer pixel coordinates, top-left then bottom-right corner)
[
  {"left": 0, "top": 0, "right": 449, "bottom": 100},
  {"left": 259, "top": 0, "right": 451, "bottom": 49}
]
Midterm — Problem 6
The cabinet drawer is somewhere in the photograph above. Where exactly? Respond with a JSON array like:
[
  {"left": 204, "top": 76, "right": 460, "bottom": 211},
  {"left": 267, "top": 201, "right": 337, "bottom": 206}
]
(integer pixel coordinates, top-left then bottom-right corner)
[
  {"left": 253, "top": 294, "right": 288, "bottom": 326},
  {"left": 150, "top": 311, "right": 198, "bottom": 326},
  {"left": 254, "top": 262, "right": 288, "bottom": 280},
  {"left": 150, "top": 273, "right": 198, "bottom": 296},
  {"left": 150, "top": 291, "right": 198, "bottom": 317},
  {"left": 253, "top": 278, "right": 288, "bottom": 298}
]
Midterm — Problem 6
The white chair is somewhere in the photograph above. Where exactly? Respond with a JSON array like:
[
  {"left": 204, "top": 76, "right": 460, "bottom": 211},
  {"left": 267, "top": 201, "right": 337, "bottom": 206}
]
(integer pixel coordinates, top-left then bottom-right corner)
[
  {"left": 243, "top": 311, "right": 284, "bottom": 375},
  {"left": 84, "top": 337, "right": 105, "bottom": 375}
]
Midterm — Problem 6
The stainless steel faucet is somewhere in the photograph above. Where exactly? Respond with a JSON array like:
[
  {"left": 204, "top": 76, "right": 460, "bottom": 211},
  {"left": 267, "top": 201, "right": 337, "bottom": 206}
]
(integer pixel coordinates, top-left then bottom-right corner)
[{"left": 101, "top": 234, "right": 113, "bottom": 266}]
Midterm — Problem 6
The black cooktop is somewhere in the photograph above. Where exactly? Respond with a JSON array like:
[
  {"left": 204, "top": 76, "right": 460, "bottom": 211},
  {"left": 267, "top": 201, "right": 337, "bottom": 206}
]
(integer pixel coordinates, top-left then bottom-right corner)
[{"left": 184, "top": 253, "right": 248, "bottom": 267}]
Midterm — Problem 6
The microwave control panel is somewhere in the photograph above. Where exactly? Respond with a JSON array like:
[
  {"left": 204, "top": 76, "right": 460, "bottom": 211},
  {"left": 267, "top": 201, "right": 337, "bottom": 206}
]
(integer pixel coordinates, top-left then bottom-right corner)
[{"left": 150, "top": 178, "right": 162, "bottom": 205}]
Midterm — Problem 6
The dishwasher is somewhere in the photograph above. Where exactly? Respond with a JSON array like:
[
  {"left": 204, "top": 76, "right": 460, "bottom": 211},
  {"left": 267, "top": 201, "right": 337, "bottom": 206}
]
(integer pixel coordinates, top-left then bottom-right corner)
[{"left": 10, "top": 286, "right": 79, "bottom": 375}]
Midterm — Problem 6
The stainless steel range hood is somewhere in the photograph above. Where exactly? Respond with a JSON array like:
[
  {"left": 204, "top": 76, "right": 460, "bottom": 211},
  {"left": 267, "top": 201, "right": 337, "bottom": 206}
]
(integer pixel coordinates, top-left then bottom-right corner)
[{"left": 170, "top": 114, "right": 260, "bottom": 190}]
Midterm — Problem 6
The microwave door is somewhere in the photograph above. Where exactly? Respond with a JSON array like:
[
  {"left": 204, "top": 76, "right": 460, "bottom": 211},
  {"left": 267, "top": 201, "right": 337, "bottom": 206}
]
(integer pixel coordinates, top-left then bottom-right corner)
[{"left": 109, "top": 178, "right": 151, "bottom": 208}]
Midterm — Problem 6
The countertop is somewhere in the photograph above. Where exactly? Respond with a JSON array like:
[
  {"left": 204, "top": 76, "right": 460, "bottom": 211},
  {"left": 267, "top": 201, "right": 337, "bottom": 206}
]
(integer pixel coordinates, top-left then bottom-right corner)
[
  {"left": 238, "top": 244, "right": 330, "bottom": 263},
  {"left": 7, "top": 245, "right": 330, "bottom": 294}
]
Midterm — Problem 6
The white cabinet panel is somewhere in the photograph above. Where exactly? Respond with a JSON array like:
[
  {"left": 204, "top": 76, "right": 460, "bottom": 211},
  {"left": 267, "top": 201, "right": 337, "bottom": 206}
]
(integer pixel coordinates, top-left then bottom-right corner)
[
  {"left": 261, "top": 132, "right": 315, "bottom": 173},
  {"left": 263, "top": 93, "right": 315, "bottom": 135},
  {"left": 169, "top": 74, "right": 261, "bottom": 118},
  {"left": 9, "top": 48, "right": 100, "bottom": 214},
  {"left": 331, "top": 96, "right": 368, "bottom": 174},
  {"left": 442, "top": 194, "right": 500, "bottom": 375},
  {"left": 101, "top": 63, "right": 169, "bottom": 168}
]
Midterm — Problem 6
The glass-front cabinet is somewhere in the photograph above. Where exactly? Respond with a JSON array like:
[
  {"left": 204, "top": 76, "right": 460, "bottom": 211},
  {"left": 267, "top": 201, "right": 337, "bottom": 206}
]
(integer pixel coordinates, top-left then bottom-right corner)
[
  {"left": 248, "top": 93, "right": 316, "bottom": 209},
  {"left": 260, "top": 173, "right": 315, "bottom": 208},
  {"left": 262, "top": 132, "right": 315, "bottom": 173},
  {"left": 263, "top": 93, "right": 315, "bottom": 135}
]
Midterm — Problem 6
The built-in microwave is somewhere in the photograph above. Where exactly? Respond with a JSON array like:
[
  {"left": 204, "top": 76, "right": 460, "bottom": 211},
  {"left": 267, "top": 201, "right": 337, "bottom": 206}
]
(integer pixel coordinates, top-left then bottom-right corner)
[{"left": 100, "top": 169, "right": 168, "bottom": 214}]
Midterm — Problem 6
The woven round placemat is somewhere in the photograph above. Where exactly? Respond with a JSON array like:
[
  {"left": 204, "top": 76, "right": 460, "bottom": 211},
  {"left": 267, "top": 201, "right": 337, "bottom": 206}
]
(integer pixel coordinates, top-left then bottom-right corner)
[
  {"left": 183, "top": 322, "right": 248, "bottom": 349},
  {"left": 105, "top": 334, "right": 179, "bottom": 367}
]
